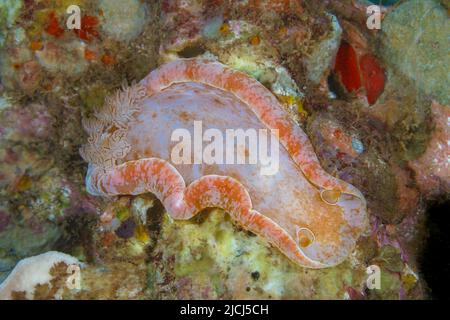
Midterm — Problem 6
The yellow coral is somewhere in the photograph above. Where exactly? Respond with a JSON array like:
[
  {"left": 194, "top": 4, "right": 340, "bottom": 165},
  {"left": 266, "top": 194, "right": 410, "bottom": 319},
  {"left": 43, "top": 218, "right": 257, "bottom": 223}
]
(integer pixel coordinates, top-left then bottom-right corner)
[
  {"left": 219, "top": 23, "right": 230, "bottom": 36},
  {"left": 134, "top": 224, "right": 150, "bottom": 244},
  {"left": 278, "top": 95, "right": 308, "bottom": 119}
]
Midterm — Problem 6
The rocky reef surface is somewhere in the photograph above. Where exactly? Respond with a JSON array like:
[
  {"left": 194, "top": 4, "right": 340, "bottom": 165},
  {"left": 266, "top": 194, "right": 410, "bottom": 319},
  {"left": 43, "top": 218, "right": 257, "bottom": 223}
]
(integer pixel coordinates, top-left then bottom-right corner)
[{"left": 0, "top": 0, "right": 448, "bottom": 299}]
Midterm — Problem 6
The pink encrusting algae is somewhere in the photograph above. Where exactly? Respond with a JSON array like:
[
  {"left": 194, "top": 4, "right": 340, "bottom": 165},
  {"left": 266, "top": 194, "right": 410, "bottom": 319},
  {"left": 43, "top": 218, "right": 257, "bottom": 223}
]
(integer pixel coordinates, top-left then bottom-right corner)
[{"left": 80, "top": 58, "right": 368, "bottom": 268}]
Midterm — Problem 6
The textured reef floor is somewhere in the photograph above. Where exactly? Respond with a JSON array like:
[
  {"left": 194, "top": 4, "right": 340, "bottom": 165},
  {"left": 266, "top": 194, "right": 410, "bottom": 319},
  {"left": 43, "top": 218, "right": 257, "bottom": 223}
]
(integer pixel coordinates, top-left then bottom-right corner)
[{"left": 0, "top": 0, "right": 448, "bottom": 299}]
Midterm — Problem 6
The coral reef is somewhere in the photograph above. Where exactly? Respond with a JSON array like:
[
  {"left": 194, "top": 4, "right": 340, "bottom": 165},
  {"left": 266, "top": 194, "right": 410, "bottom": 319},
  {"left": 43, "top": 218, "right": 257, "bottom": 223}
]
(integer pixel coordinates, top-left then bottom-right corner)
[
  {"left": 381, "top": 0, "right": 449, "bottom": 105},
  {"left": 0, "top": 0, "right": 23, "bottom": 47},
  {"left": 409, "top": 101, "right": 450, "bottom": 198},
  {"left": 98, "top": 0, "right": 149, "bottom": 42},
  {"left": 0, "top": 0, "right": 447, "bottom": 300}
]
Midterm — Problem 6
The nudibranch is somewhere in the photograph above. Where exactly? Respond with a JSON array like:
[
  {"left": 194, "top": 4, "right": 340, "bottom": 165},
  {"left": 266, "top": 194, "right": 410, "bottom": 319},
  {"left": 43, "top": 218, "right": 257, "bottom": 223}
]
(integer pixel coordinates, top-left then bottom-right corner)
[{"left": 80, "top": 58, "right": 368, "bottom": 268}]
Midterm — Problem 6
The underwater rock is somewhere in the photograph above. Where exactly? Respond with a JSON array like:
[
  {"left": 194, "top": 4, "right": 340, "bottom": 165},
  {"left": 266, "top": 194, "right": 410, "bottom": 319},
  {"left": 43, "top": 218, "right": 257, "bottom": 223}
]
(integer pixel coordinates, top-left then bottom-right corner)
[
  {"left": 99, "top": 0, "right": 149, "bottom": 42},
  {"left": 17, "top": 60, "right": 42, "bottom": 93},
  {"left": 390, "top": 163, "right": 420, "bottom": 218},
  {"left": 0, "top": 102, "right": 81, "bottom": 276},
  {"left": 0, "top": 101, "right": 60, "bottom": 197},
  {"left": 307, "top": 109, "right": 420, "bottom": 224},
  {"left": 0, "top": 251, "right": 80, "bottom": 300},
  {"left": 75, "top": 187, "right": 383, "bottom": 297},
  {"left": 146, "top": 208, "right": 369, "bottom": 299},
  {"left": 62, "top": 244, "right": 148, "bottom": 300},
  {"left": 316, "top": 116, "right": 364, "bottom": 159},
  {"left": 0, "top": 46, "right": 42, "bottom": 93},
  {"left": 381, "top": 0, "right": 450, "bottom": 105},
  {"left": 160, "top": 0, "right": 332, "bottom": 92},
  {"left": 192, "top": 17, "right": 306, "bottom": 122},
  {"left": 35, "top": 40, "right": 88, "bottom": 76},
  {"left": 0, "top": 150, "right": 88, "bottom": 283},
  {"left": 409, "top": 101, "right": 450, "bottom": 197},
  {"left": 306, "top": 14, "right": 342, "bottom": 85},
  {"left": 0, "top": 103, "right": 54, "bottom": 142},
  {"left": 0, "top": 210, "right": 10, "bottom": 233},
  {"left": 0, "top": 216, "right": 62, "bottom": 266},
  {"left": 161, "top": 0, "right": 204, "bottom": 57},
  {"left": 0, "top": 94, "right": 12, "bottom": 111},
  {"left": 0, "top": 0, "right": 23, "bottom": 47}
]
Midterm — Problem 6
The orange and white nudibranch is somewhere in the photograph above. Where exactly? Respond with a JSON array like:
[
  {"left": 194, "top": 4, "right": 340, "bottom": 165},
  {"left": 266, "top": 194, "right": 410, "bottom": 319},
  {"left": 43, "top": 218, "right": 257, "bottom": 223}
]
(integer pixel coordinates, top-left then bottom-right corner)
[{"left": 80, "top": 58, "right": 368, "bottom": 268}]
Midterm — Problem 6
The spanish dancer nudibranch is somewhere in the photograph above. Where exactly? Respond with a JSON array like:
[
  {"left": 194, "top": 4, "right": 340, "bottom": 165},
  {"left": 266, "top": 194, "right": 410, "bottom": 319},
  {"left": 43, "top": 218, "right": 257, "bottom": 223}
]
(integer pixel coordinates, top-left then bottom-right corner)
[{"left": 80, "top": 58, "right": 368, "bottom": 268}]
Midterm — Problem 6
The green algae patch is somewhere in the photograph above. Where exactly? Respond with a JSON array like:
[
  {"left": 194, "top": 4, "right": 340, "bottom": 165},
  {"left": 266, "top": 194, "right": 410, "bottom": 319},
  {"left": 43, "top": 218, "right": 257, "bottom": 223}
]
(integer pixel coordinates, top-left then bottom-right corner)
[
  {"left": 382, "top": 0, "right": 450, "bottom": 105},
  {"left": 146, "top": 208, "right": 368, "bottom": 299}
]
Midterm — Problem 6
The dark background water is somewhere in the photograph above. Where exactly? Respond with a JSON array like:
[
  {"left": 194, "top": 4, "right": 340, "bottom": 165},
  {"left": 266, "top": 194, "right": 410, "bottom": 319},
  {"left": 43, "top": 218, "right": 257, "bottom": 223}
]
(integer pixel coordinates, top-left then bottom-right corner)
[
  {"left": 421, "top": 200, "right": 450, "bottom": 300},
  {"left": 368, "top": 0, "right": 400, "bottom": 5}
]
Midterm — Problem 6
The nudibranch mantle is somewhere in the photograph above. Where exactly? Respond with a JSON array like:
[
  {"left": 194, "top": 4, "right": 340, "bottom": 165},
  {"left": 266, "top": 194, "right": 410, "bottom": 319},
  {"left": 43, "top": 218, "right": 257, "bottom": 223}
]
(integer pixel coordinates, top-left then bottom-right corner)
[{"left": 80, "top": 58, "right": 368, "bottom": 268}]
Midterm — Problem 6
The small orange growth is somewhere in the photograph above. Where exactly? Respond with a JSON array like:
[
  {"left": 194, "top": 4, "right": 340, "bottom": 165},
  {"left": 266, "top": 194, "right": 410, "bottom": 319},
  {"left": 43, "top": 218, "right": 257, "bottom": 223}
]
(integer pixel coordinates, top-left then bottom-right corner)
[
  {"left": 333, "top": 128, "right": 342, "bottom": 139},
  {"left": 101, "top": 54, "right": 116, "bottom": 66},
  {"left": 30, "top": 41, "right": 43, "bottom": 51},
  {"left": 336, "top": 152, "right": 346, "bottom": 159},
  {"left": 84, "top": 48, "right": 97, "bottom": 61},
  {"left": 13, "top": 63, "right": 22, "bottom": 70},
  {"left": 74, "top": 15, "right": 100, "bottom": 42},
  {"left": 250, "top": 35, "right": 261, "bottom": 46},
  {"left": 45, "top": 12, "right": 64, "bottom": 38},
  {"left": 219, "top": 22, "right": 230, "bottom": 35},
  {"left": 279, "top": 26, "right": 288, "bottom": 37},
  {"left": 101, "top": 232, "right": 116, "bottom": 247},
  {"left": 9, "top": 175, "right": 33, "bottom": 192}
]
